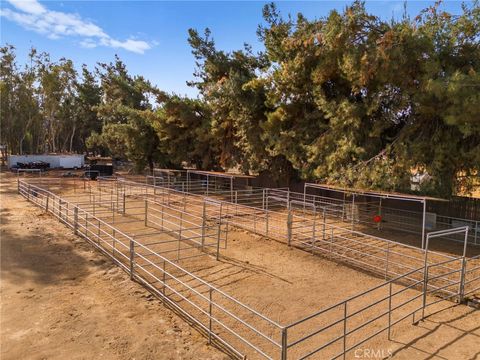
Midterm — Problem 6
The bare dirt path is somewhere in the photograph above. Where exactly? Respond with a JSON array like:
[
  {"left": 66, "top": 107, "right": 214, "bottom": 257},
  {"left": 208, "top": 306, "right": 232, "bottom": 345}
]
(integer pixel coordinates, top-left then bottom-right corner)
[{"left": 0, "top": 174, "right": 226, "bottom": 360}]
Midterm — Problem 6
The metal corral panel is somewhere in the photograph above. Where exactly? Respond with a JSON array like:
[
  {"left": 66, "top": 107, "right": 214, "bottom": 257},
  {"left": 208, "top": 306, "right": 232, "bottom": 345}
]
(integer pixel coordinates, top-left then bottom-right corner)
[{"left": 8, "top": 154, "right": 84, "bottom": 169}]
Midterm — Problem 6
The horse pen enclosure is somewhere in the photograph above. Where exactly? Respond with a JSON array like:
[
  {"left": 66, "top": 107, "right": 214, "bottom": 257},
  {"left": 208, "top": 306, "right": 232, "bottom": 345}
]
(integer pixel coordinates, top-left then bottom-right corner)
[{"left": 17, "top": 175, "right": 480, "bottom": 359}]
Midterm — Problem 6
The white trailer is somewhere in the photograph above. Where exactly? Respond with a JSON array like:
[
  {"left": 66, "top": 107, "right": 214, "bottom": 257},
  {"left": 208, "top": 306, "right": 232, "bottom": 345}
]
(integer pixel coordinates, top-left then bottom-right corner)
[{"left": 8, "top": 154, "right": 85, "bottom": 169}]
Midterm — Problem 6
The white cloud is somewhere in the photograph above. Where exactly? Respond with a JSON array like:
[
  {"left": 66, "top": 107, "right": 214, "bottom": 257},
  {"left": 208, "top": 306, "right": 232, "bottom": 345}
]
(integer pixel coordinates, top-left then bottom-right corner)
[
  {"left": 103, "top": 38, "right": 152, "bottom": 54},
  {"left": 8, "top": 0, "right": 46, "bottom": 15},
  {"left": 1, "top": 0, "right": 152, "bottom": 54},
  {"left": 79, "top": 38, "right": 98, "bottom": 49}
]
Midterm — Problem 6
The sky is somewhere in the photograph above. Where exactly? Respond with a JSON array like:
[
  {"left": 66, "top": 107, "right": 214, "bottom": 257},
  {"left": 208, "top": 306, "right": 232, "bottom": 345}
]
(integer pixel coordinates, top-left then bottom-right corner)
[{"left": 0, "top": 0, "right": 470, "bottom": 97}]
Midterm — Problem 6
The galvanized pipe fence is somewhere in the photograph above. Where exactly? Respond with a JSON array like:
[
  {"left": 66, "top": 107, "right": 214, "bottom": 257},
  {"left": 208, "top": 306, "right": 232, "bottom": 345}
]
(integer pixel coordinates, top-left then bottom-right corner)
[
  {"left": 101, "top": 178, "right": 479, "bottom": 300},
  {"left": 29, "top": 177, "right": 480, "bottom": 302},
  {"left": 18, "top": 179, "right": 285, "bottom": 359},
  {"left": 305, "top": 184, "right": 479, "bottom": 247},
  {"left": 144, "top": 175, "right": 479, "bottom": 246},
  {"left": 17, "top": 178, "right": 480, "bottom": 360}
]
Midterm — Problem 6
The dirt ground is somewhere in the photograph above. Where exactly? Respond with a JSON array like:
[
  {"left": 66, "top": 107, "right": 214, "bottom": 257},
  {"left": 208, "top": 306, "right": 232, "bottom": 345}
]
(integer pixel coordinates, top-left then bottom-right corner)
[
  {"left": 375, "top": 305, "right": 480, "bottom": 360},
  {"left": 0, "top": 173, "right": 225, "bottom": 360},
  {"left": 2, "top": 172, "right": 480, "bottom": 359}
]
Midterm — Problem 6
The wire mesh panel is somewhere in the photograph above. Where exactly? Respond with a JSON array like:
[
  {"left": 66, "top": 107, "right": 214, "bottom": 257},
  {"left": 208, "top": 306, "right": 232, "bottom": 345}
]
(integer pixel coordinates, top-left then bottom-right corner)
[{"left": 304, "top": 183, "right": 480, "bottom": 247}]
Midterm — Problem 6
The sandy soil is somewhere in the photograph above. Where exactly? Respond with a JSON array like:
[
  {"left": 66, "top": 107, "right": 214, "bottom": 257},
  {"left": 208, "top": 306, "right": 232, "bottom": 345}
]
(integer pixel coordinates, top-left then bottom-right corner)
[
  {"left": 0, "top": 173, "right": 225, "bottom": 360},
  {"left": 375, "top": 305, "right": 480, "bottom": 360},
  {"left": 2, "top": 173, "right": 480, "bottom": 359},
  {"left": 82, "top": 179, "right": 478, "bottom": 302}
]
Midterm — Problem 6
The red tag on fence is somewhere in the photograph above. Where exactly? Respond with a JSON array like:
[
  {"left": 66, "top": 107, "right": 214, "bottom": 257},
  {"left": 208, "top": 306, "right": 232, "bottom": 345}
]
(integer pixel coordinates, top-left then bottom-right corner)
[{"left": 373, "top": 215, "right": 382, "bottom": 223}]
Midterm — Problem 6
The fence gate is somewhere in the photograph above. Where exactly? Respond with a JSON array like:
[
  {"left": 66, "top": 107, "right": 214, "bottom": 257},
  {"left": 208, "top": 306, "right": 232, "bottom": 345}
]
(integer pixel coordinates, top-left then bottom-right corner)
[{"left": 422, "top": 226, "right": 470, "bottom": 310}]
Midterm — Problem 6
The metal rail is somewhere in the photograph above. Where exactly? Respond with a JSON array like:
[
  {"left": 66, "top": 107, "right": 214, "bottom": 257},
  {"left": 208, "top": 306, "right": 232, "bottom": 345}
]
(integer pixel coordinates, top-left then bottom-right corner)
[
  {"left": 18, "top": 178, "right": 479, "bottom": 360},
  {"left": 18, "top": 179, "right": 283, "bottom": 359},
  {"left": 106, "top": 178, "right": 464, "bottom": 297}
]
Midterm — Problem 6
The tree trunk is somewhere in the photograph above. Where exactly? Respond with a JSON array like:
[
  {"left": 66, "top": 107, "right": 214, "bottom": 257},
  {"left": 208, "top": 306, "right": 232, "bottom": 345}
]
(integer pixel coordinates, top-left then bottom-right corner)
[
  {"left": 50, "top": 115, "right": 56, "bottom": 153},
  {"left": 148, "top": 154, "right": 154, "bottom": 173},
  {"left": 69, "top": 124, "right": 76, "bottom": 153}
]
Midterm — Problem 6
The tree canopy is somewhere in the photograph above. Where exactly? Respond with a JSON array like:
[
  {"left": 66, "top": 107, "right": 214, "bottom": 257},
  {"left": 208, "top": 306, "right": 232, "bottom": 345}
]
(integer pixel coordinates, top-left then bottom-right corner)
[{"left": 1, "top": 1, "right": 479, "bottom": 196}]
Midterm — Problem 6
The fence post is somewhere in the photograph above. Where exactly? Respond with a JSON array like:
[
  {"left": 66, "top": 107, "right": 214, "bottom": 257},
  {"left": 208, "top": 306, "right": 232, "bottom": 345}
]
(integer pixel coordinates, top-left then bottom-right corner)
[
  {"left": 322, "top": 208, "right": 326, "bottom": 240},
  {"left": 421, "top": 200, "right": 427, "bottom": 249},
  {"left": 161, "top": 204, "right": 164, "bottom": 228},
  {"left": 201, "top": 202, "right": 206, "bottom": 250},
  {"left": 208, "top": 288, "right": 213, "bottom": 344},
  {"left": 421, "top": 266, "right": 429, "bottom": 321},
  {"left": 129, "top": 239, "right": 135, "bottom": 280},
  {"left": 287, "top": 211, "right": 292, "bottom": 247},
  {"left": 262, "top": 189, "right": 265, "bottom": 210},
  {"left": 311, "top": 215, "right": 316, "bottom": 254},
  {"left": 388, "top": 282, "right": 392, "bottom": 340},
  {"left": 459, "top": 257, "right": 467, "bottom": 303},
  {"left": 281, "top": 327, "right": 288, "bottom": 360},
  {"left": 177, "top": 211, "right": 183, "bottom": 261},
  {"left": 74, "top": 207, "right": 78, "bottom": 235},
  {"left": 385, "top": 242, "right": 390, "bottom": 280},
  {"left": 351, "top": 194, "right": 355, "bottom": 231},
  {"left": 116, "top": 185, "right": 119, "bottom": 212},
  {"left": 17, "top": 178, "right": 20, "bottom": 194},
  {"left": 225, "top": 222, "right": 229, "bottom": 249},
  {"left": 144, "top": 200, "right": 148, "bottom": 226},
  {"left": 343, "top": 301, "right": 348, "bottom": 360},
  {"left": 475, "top": 221, "right": 478, "bottom": 245},
  {"left": 330, "top": 228, "right": 334, "bottom": 255},
  {"left": 216, "top": 204, "right": 222, "bottom": 260},
  {"left": 46, "top": 194, "right": 50, "bottom": 213},
  {"left": 265, "top": 210, "right": 269, "bottom": 237}
]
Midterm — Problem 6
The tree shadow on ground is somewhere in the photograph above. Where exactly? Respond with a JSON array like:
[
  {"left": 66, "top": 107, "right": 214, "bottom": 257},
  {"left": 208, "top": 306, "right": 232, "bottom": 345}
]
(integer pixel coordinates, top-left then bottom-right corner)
[{"left": 0, "top": 210, "right": 94, "bottom": 287}]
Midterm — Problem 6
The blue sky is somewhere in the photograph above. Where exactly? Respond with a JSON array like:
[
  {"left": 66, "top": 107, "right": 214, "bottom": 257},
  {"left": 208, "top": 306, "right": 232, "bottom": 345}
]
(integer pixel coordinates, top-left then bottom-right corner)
[{"left": 0, "top": 0, "right": 469, "bottom": 97}]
